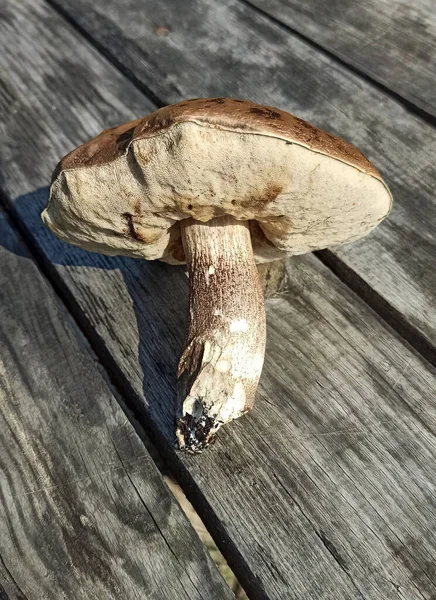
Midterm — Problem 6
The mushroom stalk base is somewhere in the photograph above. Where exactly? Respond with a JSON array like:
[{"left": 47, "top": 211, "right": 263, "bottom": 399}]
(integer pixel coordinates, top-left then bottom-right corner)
[{"left": 177, "top": 216, "right": 266, "bottom": 453}]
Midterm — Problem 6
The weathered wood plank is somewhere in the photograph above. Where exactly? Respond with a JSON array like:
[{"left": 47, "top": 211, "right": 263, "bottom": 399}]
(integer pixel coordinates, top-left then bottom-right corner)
[
  {"left": 47, "top": 0, "right": 436, "bottom": 357},
  {"left": 2, "top": 1, "right": 436, "bottom": 599},
  {"left": 0, "top": 558, "right": 24, "bottom": 600},
  {"left": 0, "top": 211, "right": 234, "bottom": 599},
  {"left": 244, "top": 0, "right": 436, "bottom": 119}
]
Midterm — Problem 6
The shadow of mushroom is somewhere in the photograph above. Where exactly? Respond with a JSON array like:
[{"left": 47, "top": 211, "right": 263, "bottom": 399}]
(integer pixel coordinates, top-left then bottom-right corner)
[{"left": 5, "top": 187, "right": 188, "bottom": 446}]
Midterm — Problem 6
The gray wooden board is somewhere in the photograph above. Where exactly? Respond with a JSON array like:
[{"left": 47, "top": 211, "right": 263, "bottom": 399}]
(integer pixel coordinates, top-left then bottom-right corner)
[
  {"left": 244, "top": 0, "right": 436, "bottom": 119},
  {"left": 47, "top": 0, "right": 436, "bottom": 358},
  {"left": 0, "top": 212, "right": 234, "bottom": 599},
  {"left": 2, "top": 0, "right": 436, "bottom": 599}
]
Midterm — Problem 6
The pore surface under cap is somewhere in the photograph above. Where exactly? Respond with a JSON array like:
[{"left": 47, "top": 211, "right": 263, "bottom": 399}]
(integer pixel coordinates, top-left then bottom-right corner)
[{"left": 43, "top": 98, "right": 392, "bottom": 263}]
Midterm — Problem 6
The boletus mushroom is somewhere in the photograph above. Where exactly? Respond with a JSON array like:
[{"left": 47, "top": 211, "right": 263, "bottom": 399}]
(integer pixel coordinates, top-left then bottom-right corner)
[{"left": 42, "top": 98, "right": 392, "bottom": 453}]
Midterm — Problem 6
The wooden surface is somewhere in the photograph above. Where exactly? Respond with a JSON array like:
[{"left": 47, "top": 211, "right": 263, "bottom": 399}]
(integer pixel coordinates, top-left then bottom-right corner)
[
  {"left": 0, "top": 211, "right": 234, "bottom": 598},
  {"left": 46, "top": 0, "right": 436, "bottom": 360},
  {"left": 244, "top": 0, "right": 436, "bottom": 119},
  {"left": 2, "top": 1, "right": 436, "bottom": 599},
  {"left": 1, "top": 0, "right": 436, "bottom": 599}
]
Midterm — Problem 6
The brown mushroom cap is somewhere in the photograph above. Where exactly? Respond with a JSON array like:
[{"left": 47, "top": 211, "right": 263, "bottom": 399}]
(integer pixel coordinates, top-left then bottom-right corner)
[{"left": 42, "top": 98, "right": 392, "bottom": 263}]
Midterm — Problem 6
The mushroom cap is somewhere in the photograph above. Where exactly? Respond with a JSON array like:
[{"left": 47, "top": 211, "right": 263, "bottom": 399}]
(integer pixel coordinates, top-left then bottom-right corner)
[{"left": 42, "top": 98, "right": 392, "bottom": 264}]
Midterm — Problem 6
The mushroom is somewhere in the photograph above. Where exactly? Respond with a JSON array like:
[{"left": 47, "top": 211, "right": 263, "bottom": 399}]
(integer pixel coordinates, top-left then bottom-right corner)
[{"left": 41, "top": 98, "right": 392, "bottom": 453}]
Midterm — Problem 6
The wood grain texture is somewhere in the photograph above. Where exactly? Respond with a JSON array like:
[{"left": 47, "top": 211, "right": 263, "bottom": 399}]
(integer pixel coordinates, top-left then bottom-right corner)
[
  {"left": 0, "top": 211, "right": 234, "bottom": 599},
  {"left": 1, "top": 1, "right": 436, "bottom": 599},
  {"left": 244, "top": 0, "right": 436, "bottom": 118},
  {"left": 256, "top": 261, "right": 289, "bottom": 299},
  {"left": 45, "top": 0, "right": 436, "bottom": 356}
]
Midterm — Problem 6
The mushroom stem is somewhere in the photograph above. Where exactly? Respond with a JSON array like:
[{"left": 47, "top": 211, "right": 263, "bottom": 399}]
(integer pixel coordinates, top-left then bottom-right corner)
[{"left": 177, "top": 215, "right": 266, "bottom": 453}]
